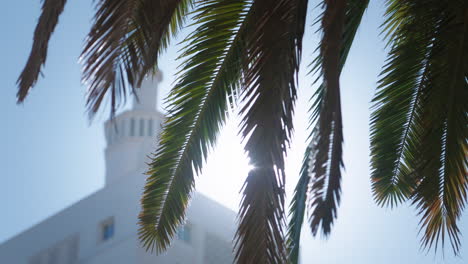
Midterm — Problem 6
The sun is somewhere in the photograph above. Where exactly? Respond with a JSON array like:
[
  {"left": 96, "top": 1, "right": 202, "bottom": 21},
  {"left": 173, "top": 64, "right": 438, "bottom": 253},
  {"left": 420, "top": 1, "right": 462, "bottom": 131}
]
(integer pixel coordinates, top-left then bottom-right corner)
[{"left": 196, "top": 118, "right": 251, "bottom": 211}]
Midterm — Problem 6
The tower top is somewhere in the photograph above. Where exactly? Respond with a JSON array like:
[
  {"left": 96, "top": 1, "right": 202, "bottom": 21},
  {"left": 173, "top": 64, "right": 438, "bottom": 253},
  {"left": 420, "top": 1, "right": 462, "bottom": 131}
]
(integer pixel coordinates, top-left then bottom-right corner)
[
  {"left": 104, "top": 70, "right": 164, "bottom": 184},
  {"left": 132, "top": 70, "right": 163, "bottom": 110}
]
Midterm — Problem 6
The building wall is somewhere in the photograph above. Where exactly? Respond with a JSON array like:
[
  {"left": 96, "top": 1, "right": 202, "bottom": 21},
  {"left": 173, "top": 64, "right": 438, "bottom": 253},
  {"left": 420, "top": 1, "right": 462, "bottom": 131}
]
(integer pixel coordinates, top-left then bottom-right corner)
[{"left": 0, "top": 171, "right": 236, "bottom": 264}]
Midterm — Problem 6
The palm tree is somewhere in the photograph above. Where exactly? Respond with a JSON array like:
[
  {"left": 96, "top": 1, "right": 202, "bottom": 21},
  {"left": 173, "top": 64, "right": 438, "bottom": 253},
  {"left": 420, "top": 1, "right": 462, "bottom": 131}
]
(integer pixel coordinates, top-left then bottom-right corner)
[{"left": 17, "top": 0, "right": 467, "bottom": 263}]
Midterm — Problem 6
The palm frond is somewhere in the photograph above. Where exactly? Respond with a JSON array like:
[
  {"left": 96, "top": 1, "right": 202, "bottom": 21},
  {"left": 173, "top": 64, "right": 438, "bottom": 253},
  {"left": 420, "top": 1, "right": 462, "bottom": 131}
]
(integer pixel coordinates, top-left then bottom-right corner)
[
  {"left": 370, "top": 0, "right": 441, "bottom": 207},
  {"left": 373, "top": 0, "right": 468, "bottom": 254},
  {"left": 236, "top": 0, "right": 306, "bottom": 262},
  {"left": 287, "top": 147, "right": 312, "bottom": 264},
  {"left": 131, "top": 0, "right": 192, "bottom": 86},
  {"left": 307, "top": 0, "right": 368, "bottom": 238},
  {"left": 17, "top": 0, "right": 68, "bottom": 102},
  {"left": 408, "top": 2, "right": 468, "bottom": 255},
  {"left": 138, "top": 0, "right": 248, "bottom": 253},
  {"left": 80, "top": 0, "right": 139, "bottom": 117},
  {"left": 81, "top": 0, "right": 191, "bottom": 118}
]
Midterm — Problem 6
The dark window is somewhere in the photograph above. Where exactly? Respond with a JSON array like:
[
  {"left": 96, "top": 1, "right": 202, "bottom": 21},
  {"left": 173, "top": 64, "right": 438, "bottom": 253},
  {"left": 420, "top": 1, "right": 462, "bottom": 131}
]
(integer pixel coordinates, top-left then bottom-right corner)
[
  {"left": 101, "top": 219, "right": 115, "bottom": 241},
  {"left": 148, "top": 119, "right": 154, "bottom": 137},
  {"left": 177, "top": 224, "right": 191, "bottom": 243},
  {"left": 139, "top": 118, "right": 145, "bottom": 136},
  {"left": 120, "top": 119, "right": 126, "bottom": 137},
  {"left": 130, "top": 118, "right": 135, "bottom": 136}
]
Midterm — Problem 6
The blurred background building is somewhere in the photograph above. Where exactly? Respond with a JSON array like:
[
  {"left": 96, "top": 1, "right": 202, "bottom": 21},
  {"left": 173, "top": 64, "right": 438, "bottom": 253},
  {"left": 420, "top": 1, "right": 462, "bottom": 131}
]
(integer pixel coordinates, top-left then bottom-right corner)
[{"left": 0, "top": 72, "right": 236, "bottom": 264}]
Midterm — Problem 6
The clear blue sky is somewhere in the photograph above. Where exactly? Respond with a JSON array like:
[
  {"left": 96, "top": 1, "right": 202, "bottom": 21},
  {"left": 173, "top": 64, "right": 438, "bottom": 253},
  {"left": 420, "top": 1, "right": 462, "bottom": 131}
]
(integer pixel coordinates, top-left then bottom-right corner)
[{"left": 1, "top": 1, "right": 466, "bottom": 263}]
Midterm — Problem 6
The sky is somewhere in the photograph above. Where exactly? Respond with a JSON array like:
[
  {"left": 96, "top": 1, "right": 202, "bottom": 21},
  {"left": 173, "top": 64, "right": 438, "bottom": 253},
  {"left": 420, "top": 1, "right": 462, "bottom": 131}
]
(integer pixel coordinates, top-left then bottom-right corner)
[{"left": 1, "top": 0, "right": 467, "bottom": 263}]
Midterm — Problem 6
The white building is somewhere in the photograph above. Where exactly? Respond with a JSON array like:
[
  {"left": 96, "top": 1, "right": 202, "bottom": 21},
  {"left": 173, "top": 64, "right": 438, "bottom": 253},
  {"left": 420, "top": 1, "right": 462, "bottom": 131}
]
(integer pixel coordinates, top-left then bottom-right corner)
[{"left": 0, "top": 72, "right": 236, "bottom": 264}]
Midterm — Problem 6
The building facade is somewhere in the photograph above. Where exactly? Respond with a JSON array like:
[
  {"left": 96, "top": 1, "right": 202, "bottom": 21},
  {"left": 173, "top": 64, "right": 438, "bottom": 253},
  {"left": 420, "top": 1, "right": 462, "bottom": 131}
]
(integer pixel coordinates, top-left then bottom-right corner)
[{"left": 0, "top": 72, "right": 236, "bottom": 264}]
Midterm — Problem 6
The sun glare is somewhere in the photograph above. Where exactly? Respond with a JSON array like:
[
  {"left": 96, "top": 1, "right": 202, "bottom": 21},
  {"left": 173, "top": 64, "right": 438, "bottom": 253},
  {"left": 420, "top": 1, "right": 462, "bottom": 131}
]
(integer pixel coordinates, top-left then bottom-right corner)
[{"left": 196, "top": 118, "right": 250, "bottom": 211}]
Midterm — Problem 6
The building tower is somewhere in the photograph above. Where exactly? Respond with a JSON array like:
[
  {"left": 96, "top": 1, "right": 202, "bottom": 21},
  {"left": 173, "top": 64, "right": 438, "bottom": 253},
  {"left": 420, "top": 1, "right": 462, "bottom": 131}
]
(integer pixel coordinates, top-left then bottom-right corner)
[
  {"left": 103, "top": 71, "right": 164, "bottom": 184},
  {"left": 0, "top": 70, "right": 237, "bottom": 264}
]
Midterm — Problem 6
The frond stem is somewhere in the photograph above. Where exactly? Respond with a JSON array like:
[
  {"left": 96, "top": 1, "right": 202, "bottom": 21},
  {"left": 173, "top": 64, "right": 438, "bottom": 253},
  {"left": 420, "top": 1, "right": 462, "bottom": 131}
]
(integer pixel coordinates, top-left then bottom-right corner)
[{"left": 391, "top": 53, "right": 429, "bottom": 185}]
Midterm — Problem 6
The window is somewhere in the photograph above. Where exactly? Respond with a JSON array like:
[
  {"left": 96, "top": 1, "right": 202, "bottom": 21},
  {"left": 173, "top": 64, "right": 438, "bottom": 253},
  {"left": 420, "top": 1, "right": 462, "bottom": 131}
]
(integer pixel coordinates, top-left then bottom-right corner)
[
  {"left": 120, "top": 119, "right": 126, "bottom": 137},
  {"left": 139, "top": 118, "right": 145, "bottom": 136},
  {"left": 148, "top": 119, "right": 154, "bottom": 137},
  {"left": 100, "top": 218, "right": 115, "bottom": 242},
  {"left": 130, "top": 118, "right": 135, "bottom": 136},
  {"left": 177, "top": 223, "right": 191, "bottom": 243}
]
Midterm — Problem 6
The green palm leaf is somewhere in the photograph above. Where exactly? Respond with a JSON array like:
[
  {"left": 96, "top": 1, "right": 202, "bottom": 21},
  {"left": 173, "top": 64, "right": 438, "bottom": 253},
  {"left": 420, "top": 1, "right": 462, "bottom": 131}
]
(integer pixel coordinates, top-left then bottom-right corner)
[
  {"left": 236, "top": 0, "right": 306, "bottom": 262},
  {"left": 138, "top": 0, "right": 248, "bottom": 253},
  {"left": 130, "top": 0, "right": 192, "bottom": 86},
  {"left": 306, "top": 0, "right": 369, "bottom": 238},
  {"left": 287, "top": 147, "right": 311, "bottom": 264},
  {"left": 370, "top": 0, "right": 441, "bottom": 208},
  {"left": 410, "top": 4, "right": 468, "bottom": 254},
  {"left": 17, "top": 0, "right": 68, "bottom": 102},
  {"left": 372, "top": 0, "right": 468, "bottom": 254},
  {"left": 81, "top": 0, "right": 191, "bottom": 118},
  {"left": 80, "top": 0, "right": 141, "bottom": 117},
  {"left": 307, "top": 0, "right": 346, "bottom": 238},
  {"left": 287, "top": 2, "right": 368, "bottom": 261}
]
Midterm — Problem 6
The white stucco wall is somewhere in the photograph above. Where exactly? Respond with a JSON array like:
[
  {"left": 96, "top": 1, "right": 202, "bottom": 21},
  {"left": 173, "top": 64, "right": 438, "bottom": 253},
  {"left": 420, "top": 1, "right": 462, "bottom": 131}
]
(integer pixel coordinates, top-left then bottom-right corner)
[{"left": 0, "top": 171, "right": 236, "bottom": 264}]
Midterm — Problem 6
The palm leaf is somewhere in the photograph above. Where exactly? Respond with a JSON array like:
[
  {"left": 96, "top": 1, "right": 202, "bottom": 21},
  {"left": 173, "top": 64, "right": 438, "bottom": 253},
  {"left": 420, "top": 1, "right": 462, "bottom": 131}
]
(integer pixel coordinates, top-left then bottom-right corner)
[
  {"left": 306, "top": 0, "right": 369, "bottom": 238},
  {"left": 80, "top": 0, "right": 140, "bottom": 117},
  {"left": 131, "top": 0, "right": 192, "bottom": 86},
  {"left": 370, "top": 0, "right": 441, "bottom": 207},
  {"left": 138, "top": 0, "right": 248, "bottom": 253},
  {"left": 81, "top": 0, "right": 191, "bottom": 118},
  {"left": 409, "top": 2, "right": 468, "bottom": 254},
  {"left": 236, "top": 0, "right": 306, "bottom": 262},
  {"left": 288, "top": 2, "right": 369, "bottom": 259},
  {"left": 373, "top": 0, "right": 468, "bottom": 254},
  {"left": 17, "top": 0, "right": 68, "bottom": 102},
  {"left": 307, "top": 0, "right": 346, "bottom": 238},
  {"left": 287, "top": 147, "right": 311, "bottom": 264}
]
